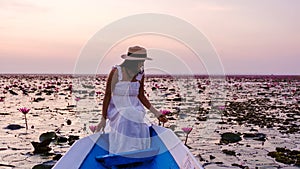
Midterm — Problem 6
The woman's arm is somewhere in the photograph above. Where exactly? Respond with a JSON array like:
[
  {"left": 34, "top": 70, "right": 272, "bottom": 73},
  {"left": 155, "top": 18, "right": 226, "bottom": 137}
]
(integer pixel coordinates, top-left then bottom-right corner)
[
  {"left": 102, "top": 68, "right": 118, "bottom": 119},
  {"left": 138, "top": 75, "right": 168, "bottom": 123},
  {"left": 96, "top": 68, "right": 117, "bottom": 132}
]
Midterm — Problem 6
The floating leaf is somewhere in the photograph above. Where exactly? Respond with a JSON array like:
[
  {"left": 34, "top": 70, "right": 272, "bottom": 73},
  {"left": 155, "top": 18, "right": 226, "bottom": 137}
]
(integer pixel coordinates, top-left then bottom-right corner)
[
  {"left": 4, "top": 124, "right": 24, "bottom": 130},
  {"left": 31, "top": 140, "right": 52, "bottom": 154},
  {"left": 220, "top": 132, "right": 242, "bottom": 144},
  {"left": 39, "top": 132, "right": 56, "bottom": 142}
]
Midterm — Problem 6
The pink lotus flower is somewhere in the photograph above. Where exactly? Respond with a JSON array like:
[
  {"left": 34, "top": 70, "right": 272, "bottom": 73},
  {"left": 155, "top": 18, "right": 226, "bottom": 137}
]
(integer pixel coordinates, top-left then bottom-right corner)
[
  {"left": 233, "top": 94, "right": 238, "bottom": 100},
  {"left": 159, "top": 109, "right": 170, "bottom": 127},
  {"left": 160, "top": 109, "right": 171, "bottom": 115},
  {"left": 18, "top": 107, "right": 30, "bottom": 114},
  {"left": 18, "top": 107, "right": 30, "bottom": 130},
  {"left": 218, "top": 106, "right": 225, "bottom": 110},
  {"left": 182, "top": 127, "right": 193, "bottom": 146},
  {"left": 89, "top": 125, "right": 97, "bottom": 133},
  {"left": 0, "top": 97, "right": 4, "bottom": 102},
  {"left": 182, "top": 127, "right": 193, "bottom": 134},
  {"left": 75, "top": 97, "right": 80, "bottom": 102}
]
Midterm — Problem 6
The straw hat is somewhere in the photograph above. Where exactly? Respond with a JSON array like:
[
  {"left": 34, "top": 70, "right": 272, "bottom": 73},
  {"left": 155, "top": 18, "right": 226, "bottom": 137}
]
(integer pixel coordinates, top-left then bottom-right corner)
[{"left": 121, "top": 46, "right": 152, "bottom": 60}]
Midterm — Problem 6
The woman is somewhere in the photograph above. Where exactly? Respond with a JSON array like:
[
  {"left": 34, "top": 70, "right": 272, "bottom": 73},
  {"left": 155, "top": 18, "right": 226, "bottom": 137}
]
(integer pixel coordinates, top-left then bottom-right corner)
[{"left": 95, "top": 46, "right": 168, "bottom": 154}]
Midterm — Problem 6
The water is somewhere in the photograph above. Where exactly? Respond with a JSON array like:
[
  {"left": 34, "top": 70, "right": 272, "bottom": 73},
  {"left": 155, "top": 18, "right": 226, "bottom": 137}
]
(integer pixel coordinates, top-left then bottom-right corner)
[{"left": 0, "top": 74, "right": 299, "bottom": 168}]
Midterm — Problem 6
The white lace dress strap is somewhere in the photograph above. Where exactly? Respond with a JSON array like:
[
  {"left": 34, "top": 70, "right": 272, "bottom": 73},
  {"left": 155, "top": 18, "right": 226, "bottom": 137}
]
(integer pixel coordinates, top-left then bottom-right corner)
[{"left": 113, "top": 65, "right": 122, "bottom": 81}]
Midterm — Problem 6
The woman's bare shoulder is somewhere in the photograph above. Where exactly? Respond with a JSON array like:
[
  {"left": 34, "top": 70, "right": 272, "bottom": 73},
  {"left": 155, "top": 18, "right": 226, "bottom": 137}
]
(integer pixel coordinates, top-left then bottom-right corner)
[{"left": 108, "top": 67, "right": 119, "bottom": 82}]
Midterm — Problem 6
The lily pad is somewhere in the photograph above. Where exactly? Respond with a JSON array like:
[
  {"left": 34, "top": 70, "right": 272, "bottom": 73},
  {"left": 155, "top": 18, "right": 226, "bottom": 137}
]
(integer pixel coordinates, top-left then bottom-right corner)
[
  {"left": 243, "top": 133, "right": 267, "bottom": 141},
  {"left": 32, "top": 161, "right": 55, "bottom": 169},
  {"left": 31, "top": 140, "right": 52, "bottom": 154},
  {"left": 32, "top": 164, "right": 53, "bottom": 169},
  {"left": 220, "top": 132, "right": 242, "bottom": 144},
  {"left": 39, "top": 132, "right": 57, "bottom": 142},
  {"left": 4, "top": 124, "right": 24, "bottom": 130}
]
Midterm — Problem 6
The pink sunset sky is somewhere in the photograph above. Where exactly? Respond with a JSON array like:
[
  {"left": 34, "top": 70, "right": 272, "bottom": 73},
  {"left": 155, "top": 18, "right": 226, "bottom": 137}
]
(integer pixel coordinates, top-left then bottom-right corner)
[{"left": 0, "top": 0, "right": 299, "bottom": 75}]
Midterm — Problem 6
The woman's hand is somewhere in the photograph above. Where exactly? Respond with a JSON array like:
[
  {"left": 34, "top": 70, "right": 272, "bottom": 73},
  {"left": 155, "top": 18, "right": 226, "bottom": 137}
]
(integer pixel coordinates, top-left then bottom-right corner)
[
  {"left": 149, "top": 106, "right": 169, "bottom": 124},
  {"left": 95, "top": 118, "right": 106, "bottom": 133},
  {"left": 157, "top": 114, "right": 168, "bottom": 123}
]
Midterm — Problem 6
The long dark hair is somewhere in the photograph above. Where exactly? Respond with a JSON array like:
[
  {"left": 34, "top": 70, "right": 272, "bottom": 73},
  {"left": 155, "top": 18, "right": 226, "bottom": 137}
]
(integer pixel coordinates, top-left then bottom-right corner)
[{"left": 120, "top": 60, "right": 144, "bottom": 74}]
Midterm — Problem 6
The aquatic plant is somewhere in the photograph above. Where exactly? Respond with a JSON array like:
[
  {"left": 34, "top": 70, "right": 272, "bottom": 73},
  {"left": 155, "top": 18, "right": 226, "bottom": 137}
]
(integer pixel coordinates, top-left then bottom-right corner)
[
  {"left": 218, "top": 105, "right": 225, "bottom": 110},
  {"left": 182, "top": 127, "right": 193, "bottom": 146},
  {"left": 18, "top": 107, "right": 30, "bottom": 130},
  {"left": 89, "top": 125, "right": 97, "bottom": 133},
  {"left": 160, "top": 109, "right": 171, "bottom": 126},
  {"left": 220, "top": 132, "right": 242, "bottom": 144},
  {"left": 160, "top": 110, "right": 171, "bottom": 115},
  {"left": 75, "top": 97, "right": 80, "bottom": 107}
]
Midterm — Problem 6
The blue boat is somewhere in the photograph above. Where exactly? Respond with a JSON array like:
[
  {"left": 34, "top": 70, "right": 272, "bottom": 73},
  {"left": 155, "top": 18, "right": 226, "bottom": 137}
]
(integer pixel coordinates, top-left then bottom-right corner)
[{"left": 53, "top": 125, "right": 203, "bottom": 169}]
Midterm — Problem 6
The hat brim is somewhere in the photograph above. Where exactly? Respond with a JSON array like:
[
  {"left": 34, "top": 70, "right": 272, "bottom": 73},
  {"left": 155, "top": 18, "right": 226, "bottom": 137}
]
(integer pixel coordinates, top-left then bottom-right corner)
[{"left": 121, "top": 54, "right": 152, "bottom": 60}]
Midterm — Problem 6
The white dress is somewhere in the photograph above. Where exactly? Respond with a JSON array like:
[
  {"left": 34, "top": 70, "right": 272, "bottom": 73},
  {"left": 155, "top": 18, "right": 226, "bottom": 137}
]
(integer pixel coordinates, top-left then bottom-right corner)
[{"left": 106, "top": 65, "right": 150, "bottom": 154}]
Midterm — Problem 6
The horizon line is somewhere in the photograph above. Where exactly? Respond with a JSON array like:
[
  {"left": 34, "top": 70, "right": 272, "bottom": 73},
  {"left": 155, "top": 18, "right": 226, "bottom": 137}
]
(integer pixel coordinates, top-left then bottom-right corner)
[{"left": 0, "top": 73, "right": 299, "bottom": 77}]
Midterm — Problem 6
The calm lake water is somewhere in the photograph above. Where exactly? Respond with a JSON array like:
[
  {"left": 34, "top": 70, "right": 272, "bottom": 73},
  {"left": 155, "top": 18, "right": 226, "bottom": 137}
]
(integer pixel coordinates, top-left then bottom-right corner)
[{"left": 0, "top": 74, "right": 299, "bottom": 168}]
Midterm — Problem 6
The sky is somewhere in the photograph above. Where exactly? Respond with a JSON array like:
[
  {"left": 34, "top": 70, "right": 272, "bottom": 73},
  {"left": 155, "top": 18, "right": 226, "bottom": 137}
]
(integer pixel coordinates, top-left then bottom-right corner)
[{"left": 0, "top": 0, "right": 299, "bottom": 75}]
